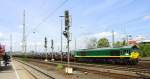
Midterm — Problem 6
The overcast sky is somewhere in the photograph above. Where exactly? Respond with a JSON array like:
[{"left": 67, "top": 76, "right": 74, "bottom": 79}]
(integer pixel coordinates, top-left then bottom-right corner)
[{"left": 0, "top": 0, "right": 150, "bottom": 52}]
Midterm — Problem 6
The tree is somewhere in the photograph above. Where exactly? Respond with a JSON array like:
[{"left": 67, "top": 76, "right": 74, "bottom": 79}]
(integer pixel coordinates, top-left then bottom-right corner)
[
  {"left": 139, "top": 44, "right": 150, "bottom": 57},
  {"left": 97, "top": 38, "right": 109, "bottom": 48},
  {"left": 113, "top": 41, "right": 128, "bottom": 47},
  {"left": 122, "top": 40, "right": 128, "bottom": 46},
  {"left": 113, "top": 41, "right": 122, "bottom": 47},
  {"left": 86, "top": 38, "right": 97, "bottom": 49}
]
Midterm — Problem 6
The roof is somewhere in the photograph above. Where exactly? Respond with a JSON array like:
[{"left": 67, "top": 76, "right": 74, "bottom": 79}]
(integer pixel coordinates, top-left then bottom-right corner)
[
  {"left": 74, "top": 46, "right": 134, "bottom": 52},
  {"left": 141, "top": 40, "right": 150, "bottom": 42}
]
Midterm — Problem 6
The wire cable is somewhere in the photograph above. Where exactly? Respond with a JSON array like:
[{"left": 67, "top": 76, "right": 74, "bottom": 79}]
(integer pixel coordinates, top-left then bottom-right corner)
[{"left": 27, "top": 0, "right": 69, "bottom": 37}]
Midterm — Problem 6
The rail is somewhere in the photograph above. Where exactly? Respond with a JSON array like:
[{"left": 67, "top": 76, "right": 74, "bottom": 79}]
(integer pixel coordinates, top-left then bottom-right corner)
[{"left": 15, "top": 59, "right": 55, "bottom": 79}]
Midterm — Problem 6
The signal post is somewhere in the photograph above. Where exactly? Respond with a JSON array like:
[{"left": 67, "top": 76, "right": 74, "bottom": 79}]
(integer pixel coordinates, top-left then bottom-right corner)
[
  {"left": 63, "top": 10, "right": 73, "bottom": 74},
  {"left": 44, "top": 37, "right": 48, "bottom": 62}
]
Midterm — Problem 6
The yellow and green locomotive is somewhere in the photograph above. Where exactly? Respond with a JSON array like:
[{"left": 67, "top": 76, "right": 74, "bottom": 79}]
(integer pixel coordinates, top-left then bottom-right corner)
[{"left": 74, "top": 45, "right": 140, "bottom": 65}]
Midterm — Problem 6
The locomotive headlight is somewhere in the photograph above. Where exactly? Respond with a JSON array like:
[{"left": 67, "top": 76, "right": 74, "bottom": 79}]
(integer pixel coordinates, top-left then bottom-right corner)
[{"left": 125, "top": 53, "right": 129, "bottom": 56}]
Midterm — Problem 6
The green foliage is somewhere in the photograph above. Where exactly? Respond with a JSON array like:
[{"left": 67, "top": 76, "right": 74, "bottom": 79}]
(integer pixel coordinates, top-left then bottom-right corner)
[
  {"left": 113, "top": 41, "right": 128, "bottom": 47},
  {"left": 113, "top": 41, "right": 122, "bottom": 47},
  {"left": 123, "top": 40, "right": 128, "bottom": 46},
  {"left": 20, "top": 57, "right": 29, "bottom": 62},
  {"left": 97, "top": 38, "right": 109, "bottom": 48},
  {"left": 56, "top": 64, "right": 64, "bottom": 70},
  {"left": 139, "top": 44, "right": 150, "bottom": 57}
]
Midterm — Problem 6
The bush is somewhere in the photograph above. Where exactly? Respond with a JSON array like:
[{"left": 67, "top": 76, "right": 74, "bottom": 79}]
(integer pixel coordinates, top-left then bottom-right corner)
[{"left": 139, "top": 44, "right": 150, "bottom": 57}]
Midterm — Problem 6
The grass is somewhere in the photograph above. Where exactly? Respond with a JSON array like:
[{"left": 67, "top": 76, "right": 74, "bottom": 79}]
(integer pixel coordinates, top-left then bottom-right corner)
[
  {"left": 56, "top": 64, "right": 64, "bottom": 70},
  {"left": 20, "top": 57, "right": 29, "bottom": 62}
]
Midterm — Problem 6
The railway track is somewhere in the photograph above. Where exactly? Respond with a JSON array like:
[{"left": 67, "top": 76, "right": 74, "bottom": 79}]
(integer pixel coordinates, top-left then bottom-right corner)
[
  {"left": 75, "top": 62, "right": 150, "bottom": 78},
  {"left": 52, "top": 60, "right": 150, "bottom": 75},
  {"left": 21, "top": 66, "right": 39, "bottom": 79},
  {"left": 70, "top": 62, "right": 150, "bottom": 78},
  {"left": 15, "top": 59, "right": 55, "bottom": 79},
  {"left": 16, "top": 58, "right": 150, "bottom": 79}
]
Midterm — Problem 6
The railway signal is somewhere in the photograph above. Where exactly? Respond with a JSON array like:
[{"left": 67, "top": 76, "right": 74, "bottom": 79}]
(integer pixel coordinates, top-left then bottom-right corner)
[
  {"left": 63, "top": 10, "right": 70, "bottom": 38},
  {"left": 63, "top": 10, "right": 73, "bottom": 74},
  {"left": 65, "top": 10, "right": 70, "bottom": 27},
  {"left": 63, "top": 30, "right": 69, "bottom": 38},
  {"left": 44, "top": 37, "right": 48, "bottom": 61},
  {"left": 51, "top": 39, "right": 54, "bottom": 61},
  {"left": 63, "top": 10, "right": 70, "bottom": 39},
  {"left": 44, "top": 37, "right": 47, "bottom": 48}
]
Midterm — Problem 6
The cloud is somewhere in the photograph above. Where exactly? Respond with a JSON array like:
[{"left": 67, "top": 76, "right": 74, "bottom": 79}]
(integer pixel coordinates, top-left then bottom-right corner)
[
  {"left": 92, "top": 31, "right": 119, "bottom": 38},
  {"left": 0, "top": 32, "right": 3, "bottom": 37},
  {"left": 144, "top": 15, "right": 150, "bottom": 20},
  {"left": 80, "top": 31, "right": 127, "bottom": 42},
  {"left": 19, "top": 25, "right": 23, "bottom": 28}
]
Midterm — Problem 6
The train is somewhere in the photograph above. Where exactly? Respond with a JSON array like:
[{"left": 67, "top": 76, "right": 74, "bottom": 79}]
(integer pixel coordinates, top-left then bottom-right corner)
[
  {"left": 14, "top": 45, "right": 140, "bottom": 65},
  {"left": 0, "top": 44, "right": 5, "bottom": 60},
  {"left": 0, "top": 44, "right": 10, "bottom": 66},
  {"left": 74, "top": 45, "right": 140, "bottom": 65}
]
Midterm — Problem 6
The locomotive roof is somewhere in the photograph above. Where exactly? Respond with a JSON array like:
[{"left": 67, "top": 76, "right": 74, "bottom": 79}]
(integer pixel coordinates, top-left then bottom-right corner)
[{"left": 74, "top": 45, "right": 136, "bottom": 52}]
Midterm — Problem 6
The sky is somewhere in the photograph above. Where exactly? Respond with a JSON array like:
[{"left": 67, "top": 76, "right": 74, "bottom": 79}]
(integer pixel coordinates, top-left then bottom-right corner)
[{"left": 0, "top": 0, "right": 150, "bottom": 52}]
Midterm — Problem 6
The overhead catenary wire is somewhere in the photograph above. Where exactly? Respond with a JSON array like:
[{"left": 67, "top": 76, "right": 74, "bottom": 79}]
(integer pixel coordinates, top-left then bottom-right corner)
[{"left": 27, "top": 0, "right": 69, "bottom": 37}]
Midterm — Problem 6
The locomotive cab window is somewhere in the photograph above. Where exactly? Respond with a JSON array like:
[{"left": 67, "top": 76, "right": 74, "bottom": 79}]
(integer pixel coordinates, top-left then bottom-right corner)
[
  {"left": 80, "top": 52, "right": 86, "bottom": 56},
  {"left": 120, "top": 50, "right": 123, "bottom": 55},
  {"left": 111, "top": 50, "right": 120, "bottom": 56}
]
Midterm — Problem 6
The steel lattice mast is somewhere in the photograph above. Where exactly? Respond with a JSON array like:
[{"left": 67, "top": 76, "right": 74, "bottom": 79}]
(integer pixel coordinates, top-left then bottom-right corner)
[{"left": 22, "top": 10, "right": 27, "bottom": 56}]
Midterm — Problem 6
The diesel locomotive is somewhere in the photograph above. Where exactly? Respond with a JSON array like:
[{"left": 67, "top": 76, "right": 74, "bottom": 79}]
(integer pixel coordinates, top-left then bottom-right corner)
[{"left": 74, "top": 45, "right": 140, "bottom": 65}]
